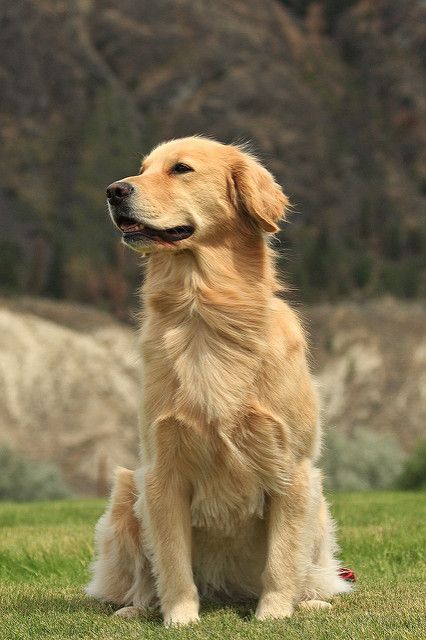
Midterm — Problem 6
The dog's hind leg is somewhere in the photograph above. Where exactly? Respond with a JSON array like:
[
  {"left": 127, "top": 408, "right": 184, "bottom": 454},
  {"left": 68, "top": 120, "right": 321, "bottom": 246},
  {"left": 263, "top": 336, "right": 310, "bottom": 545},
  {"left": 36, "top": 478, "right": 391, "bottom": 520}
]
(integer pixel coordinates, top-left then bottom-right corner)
[{"left": 86, "top": 467, "right": 156, "bottom": 612}]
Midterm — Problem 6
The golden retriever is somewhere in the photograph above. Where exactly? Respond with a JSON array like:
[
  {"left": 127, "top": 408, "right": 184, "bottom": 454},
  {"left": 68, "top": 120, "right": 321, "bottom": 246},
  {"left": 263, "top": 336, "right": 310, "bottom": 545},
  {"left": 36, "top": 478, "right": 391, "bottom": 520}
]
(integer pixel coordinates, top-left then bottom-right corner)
[{"left": 86, "top": 136, "right": 351, "bottom": 625}]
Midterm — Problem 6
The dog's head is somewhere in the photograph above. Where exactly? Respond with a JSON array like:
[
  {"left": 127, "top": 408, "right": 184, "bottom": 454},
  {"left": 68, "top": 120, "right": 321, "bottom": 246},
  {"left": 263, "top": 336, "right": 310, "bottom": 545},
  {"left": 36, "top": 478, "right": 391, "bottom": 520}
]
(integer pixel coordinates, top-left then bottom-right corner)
[{"left": 106, "top": 137, "right": 289, "bottom": 253}]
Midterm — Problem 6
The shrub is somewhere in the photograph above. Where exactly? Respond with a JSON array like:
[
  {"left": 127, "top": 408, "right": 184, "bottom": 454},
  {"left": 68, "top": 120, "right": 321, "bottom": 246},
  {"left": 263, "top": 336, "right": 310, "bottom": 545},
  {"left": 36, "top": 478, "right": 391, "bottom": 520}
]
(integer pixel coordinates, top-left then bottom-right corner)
[
  {"left": 321, "top": 428, "right": 405, "bottom": 491},
  {"left": 397, "top": 438, "right": 426, "bottom": 490},
  {"left": 0, "top": 445, "right": 70, "bottom": 501}
]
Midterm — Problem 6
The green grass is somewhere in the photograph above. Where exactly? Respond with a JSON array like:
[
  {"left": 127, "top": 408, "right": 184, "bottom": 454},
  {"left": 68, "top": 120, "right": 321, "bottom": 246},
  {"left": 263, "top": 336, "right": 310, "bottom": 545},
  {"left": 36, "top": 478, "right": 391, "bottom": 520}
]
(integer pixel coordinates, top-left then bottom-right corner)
[{"left": 0, "top": 493, "right": 425, "bottom": 639}]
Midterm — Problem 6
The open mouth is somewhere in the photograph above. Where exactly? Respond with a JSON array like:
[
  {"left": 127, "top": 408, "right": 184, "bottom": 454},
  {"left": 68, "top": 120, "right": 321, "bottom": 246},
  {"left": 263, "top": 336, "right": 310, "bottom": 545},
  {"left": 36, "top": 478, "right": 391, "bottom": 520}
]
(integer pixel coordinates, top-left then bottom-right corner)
[{"left": 115, "top": 214, "right": 195, "bottom": 244}]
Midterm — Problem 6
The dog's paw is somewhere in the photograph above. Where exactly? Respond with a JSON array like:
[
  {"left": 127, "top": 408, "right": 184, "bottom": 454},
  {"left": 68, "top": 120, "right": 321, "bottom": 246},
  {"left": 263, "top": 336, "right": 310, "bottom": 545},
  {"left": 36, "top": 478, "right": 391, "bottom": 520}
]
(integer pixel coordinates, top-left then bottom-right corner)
[
  {"left": 299, "top": 599, "right": 332, "bottom": 610},
  {"left": 255, "top": 593, "right": 294, "bottom": 620},
  {"left": 113, "top": 606, "right": 142, "bottom": 618},
  {"left": 163, "top": 600, "right": 200, "bottom": 627}
]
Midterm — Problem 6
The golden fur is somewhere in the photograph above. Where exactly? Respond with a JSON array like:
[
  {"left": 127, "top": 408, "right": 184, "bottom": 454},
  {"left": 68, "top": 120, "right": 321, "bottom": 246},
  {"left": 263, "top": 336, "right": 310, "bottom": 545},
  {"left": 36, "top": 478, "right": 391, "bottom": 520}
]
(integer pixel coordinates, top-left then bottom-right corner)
[{"left": 86, "top": 137, "right": 351, "bottom": 625}]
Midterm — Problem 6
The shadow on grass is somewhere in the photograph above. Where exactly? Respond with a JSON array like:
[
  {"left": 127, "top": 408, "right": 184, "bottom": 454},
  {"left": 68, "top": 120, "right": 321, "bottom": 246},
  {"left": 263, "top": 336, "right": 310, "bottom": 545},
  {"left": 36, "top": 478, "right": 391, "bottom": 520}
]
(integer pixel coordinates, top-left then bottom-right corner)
[
  {"left": 8, "top": 591, "right": 258, "bottom": 625},
  {"left": 201, "top": 597, "right": 257, "bottom": 621},
  {"left": 8, "top": 594, "right": 114, "bottom": 616}
]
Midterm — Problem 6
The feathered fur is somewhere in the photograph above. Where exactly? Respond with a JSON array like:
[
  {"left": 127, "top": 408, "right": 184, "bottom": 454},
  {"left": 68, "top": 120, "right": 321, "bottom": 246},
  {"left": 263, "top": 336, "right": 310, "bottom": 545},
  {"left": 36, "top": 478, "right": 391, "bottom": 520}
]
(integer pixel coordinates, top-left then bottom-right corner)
[{"left": 86, "top": 137, "right": 351, "bottom": 626}]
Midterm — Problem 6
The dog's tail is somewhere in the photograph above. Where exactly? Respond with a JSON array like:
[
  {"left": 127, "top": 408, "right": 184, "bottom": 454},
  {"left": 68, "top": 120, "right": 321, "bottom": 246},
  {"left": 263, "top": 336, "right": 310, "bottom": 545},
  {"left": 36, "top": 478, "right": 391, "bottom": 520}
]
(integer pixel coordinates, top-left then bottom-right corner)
[{"left": 304, "top": 499, "right": 353, "bottom": 600}]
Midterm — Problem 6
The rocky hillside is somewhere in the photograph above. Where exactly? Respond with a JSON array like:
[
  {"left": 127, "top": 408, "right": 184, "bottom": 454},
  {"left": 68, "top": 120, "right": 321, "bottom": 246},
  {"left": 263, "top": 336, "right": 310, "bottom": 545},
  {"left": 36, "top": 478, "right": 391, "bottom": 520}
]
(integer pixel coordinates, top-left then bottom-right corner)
[
  {"left": 1, "top": 0, "right": 425, "bottom": 312},
  {"left": 0, "top": 296, "right": 424, "bottom": 493},
  {"left": 0, "top": 297, "right": 140, "bottom": 494},
  {"left": 309, "top": 298, "right": 426, "bottom": 450}
]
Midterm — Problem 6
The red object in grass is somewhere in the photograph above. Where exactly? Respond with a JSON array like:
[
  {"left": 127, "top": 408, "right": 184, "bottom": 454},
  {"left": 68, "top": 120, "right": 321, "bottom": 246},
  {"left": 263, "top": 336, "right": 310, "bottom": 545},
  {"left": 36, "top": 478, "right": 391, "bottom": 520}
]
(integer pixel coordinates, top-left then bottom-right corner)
[{"left": 338, "top": 567, "right": 356, "bottom": 582}]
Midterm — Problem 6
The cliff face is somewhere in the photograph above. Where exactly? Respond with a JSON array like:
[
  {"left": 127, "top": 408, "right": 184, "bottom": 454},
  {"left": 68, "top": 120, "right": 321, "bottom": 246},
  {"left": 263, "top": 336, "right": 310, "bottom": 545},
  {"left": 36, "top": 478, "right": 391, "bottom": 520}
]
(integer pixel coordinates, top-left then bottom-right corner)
[
  {"left": 1, "top": 296, "right": 424, "bottom": 492},
  {"left": 1, "top": 0, "right": 425, "bottom": 309}
]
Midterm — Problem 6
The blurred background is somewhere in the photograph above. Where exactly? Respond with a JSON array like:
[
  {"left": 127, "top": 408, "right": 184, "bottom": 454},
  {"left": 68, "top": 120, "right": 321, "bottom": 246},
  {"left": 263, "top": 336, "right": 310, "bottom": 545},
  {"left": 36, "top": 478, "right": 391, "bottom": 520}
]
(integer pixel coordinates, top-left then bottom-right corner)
[{"left": 0, "top": 0, "right": 425, "bottom": 498}]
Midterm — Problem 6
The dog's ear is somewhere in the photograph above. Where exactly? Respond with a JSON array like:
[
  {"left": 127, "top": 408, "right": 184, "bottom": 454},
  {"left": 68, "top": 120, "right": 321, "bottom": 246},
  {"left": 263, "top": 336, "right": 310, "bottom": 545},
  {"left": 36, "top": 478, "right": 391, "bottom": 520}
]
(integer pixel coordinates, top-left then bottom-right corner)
[{"left": 229, "top": 152, "right": 289, "bottom": 233}]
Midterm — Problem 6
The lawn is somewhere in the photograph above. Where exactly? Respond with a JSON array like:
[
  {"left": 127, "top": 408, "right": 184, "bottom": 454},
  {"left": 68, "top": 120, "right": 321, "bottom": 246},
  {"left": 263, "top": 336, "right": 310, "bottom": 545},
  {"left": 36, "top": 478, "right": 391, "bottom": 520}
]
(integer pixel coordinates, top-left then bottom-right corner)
[{"left": 0, "top": 493, "right": 425, "bottom": 640}]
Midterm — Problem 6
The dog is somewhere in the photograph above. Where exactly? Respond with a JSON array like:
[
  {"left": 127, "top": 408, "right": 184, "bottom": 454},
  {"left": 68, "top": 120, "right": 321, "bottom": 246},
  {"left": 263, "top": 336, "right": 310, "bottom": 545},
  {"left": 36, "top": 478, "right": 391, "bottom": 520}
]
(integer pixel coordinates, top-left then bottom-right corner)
[{"left": 86, "top": 136, "right": 351, "bottom": 626}]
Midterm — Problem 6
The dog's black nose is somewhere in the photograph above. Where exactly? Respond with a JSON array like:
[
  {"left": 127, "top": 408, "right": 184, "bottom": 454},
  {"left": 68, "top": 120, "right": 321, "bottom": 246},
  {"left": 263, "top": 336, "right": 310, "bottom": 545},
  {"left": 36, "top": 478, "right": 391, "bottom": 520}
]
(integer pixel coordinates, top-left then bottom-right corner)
[{"left": 106, "top": 181, "right": 134, "bottom": 204}]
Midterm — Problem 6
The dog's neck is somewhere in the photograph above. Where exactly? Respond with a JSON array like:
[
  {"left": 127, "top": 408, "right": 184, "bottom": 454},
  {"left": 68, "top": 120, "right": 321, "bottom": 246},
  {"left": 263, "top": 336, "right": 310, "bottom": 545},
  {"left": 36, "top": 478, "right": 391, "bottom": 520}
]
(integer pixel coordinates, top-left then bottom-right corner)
[
  {"left": 143, "top": 228, "right": 279, "bottom": 316},
  {"left": 141, "top": 229, "right": 280, "bottom": 422}
]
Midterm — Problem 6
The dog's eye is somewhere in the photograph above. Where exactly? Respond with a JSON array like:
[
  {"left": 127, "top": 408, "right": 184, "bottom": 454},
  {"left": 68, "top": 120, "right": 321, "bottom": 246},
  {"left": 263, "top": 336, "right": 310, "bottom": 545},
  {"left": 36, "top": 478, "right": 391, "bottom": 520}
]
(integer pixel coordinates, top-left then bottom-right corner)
[{"left": 171, "top": 163, "right": 194, "bottom": 175}]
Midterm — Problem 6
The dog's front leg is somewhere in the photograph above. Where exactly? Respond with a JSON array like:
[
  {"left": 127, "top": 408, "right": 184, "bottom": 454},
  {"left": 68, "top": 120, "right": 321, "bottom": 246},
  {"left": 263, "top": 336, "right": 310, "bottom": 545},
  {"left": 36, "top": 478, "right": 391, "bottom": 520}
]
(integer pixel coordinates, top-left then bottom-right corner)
[
  {"left": 256, "top": 458, "right": 313, "bottom": 620},
  {"left": 143, "top": 470, "right": 199, "bottom": 627}
]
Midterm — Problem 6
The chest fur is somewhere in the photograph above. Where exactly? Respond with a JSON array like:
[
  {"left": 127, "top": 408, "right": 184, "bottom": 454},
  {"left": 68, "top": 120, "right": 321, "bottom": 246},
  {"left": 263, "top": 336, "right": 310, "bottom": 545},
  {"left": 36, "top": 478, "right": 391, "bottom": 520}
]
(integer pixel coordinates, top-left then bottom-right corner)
[
  {"left": 141, "top": 299, "right": 267, "bottom": 423},
  {"left": 140, "top": 277, "right": 292, "bottom": 534},
  {"left": 177, "top": 407, "right": 291, "bottom": 535}
]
